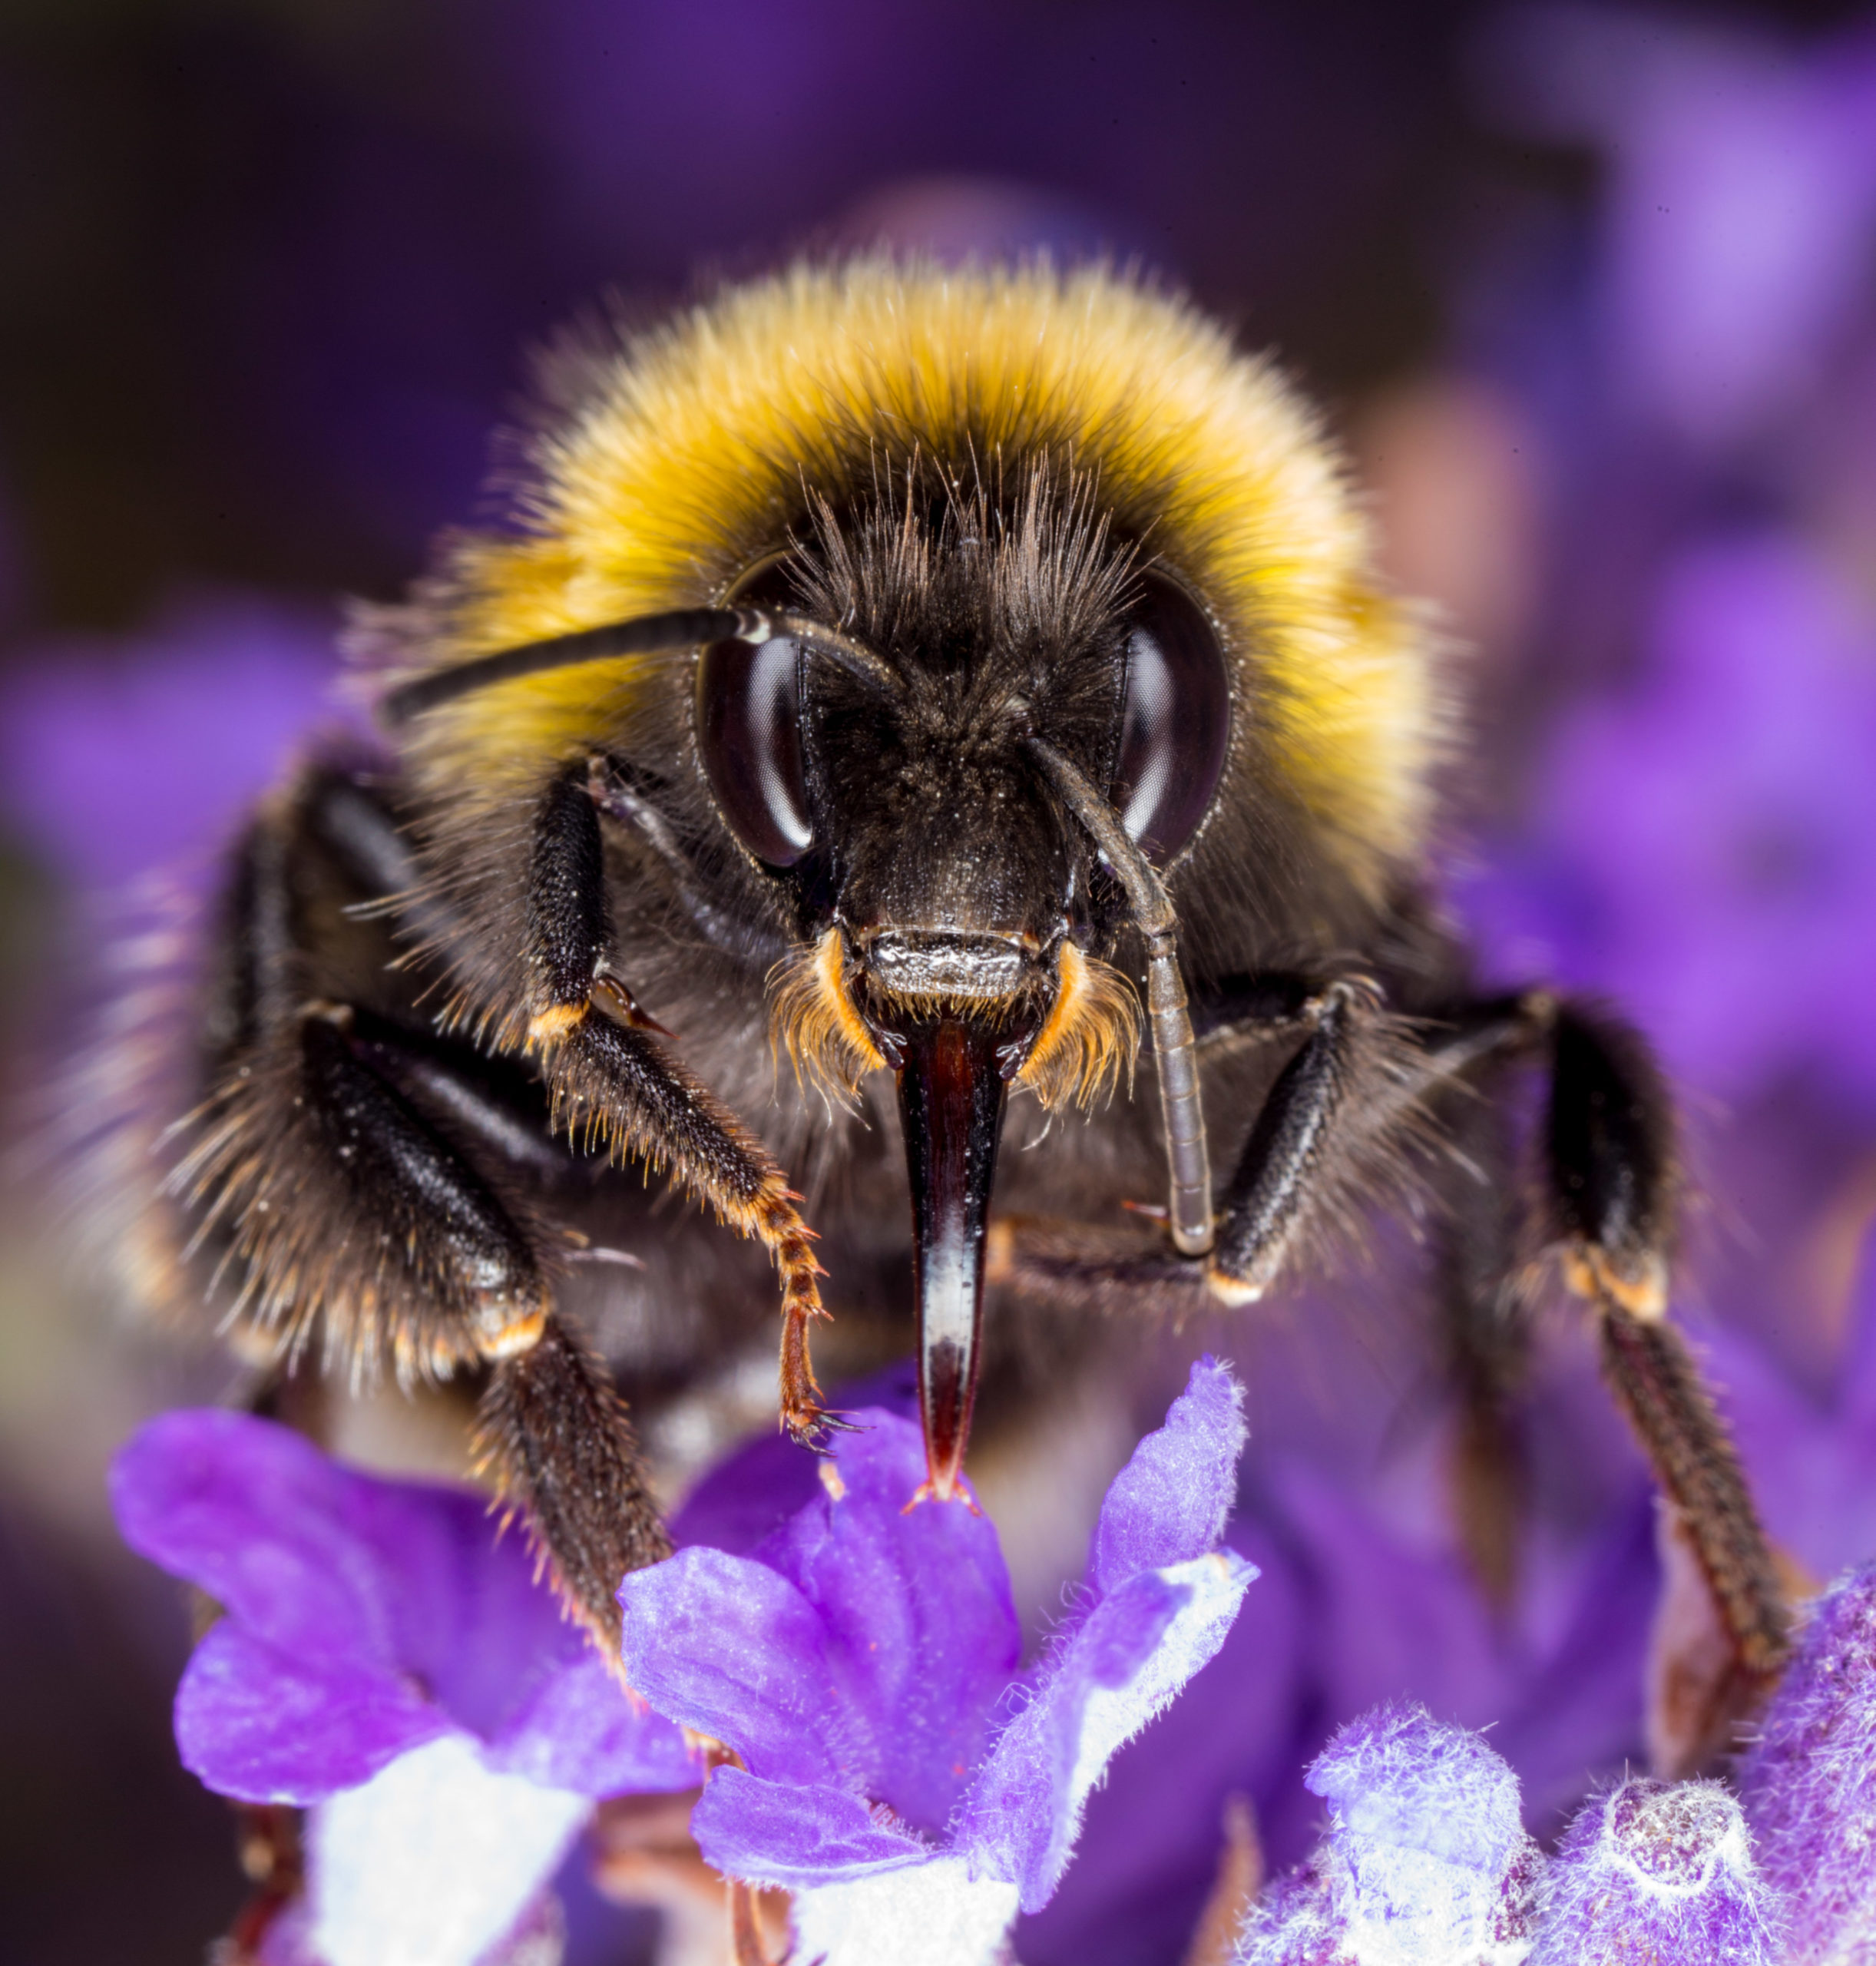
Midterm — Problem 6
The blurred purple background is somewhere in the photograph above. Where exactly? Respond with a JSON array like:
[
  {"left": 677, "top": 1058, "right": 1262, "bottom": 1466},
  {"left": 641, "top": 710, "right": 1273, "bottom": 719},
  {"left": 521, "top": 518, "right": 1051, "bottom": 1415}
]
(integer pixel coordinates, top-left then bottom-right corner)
[{"left": 2, "top": 3, "right": 1875, "bottom": 1962}]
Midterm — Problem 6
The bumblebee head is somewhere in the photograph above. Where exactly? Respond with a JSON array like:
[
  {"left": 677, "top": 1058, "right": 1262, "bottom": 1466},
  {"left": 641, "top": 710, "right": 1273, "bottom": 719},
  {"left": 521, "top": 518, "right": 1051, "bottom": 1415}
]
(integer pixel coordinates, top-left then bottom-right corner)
[{"left": 700, "top": 478, "right": 1228, "bottom": 1100}]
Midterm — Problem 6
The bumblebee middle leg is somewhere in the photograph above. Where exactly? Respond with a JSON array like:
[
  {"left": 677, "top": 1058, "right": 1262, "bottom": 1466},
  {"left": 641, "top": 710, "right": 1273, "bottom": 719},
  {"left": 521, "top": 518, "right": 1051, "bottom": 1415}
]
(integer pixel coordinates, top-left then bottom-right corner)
[{"left": 1540, "top": 1001, "right": 1789, "bottom": 1697}]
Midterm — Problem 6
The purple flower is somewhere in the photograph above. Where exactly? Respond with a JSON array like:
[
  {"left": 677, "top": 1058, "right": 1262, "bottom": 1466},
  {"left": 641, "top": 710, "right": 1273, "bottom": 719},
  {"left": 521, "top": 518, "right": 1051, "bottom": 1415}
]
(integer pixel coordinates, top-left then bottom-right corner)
[
  {"left": 1462, "top": 536, "right": 1876, "bottom": 1107},
  {"left": 111, "top": 1410, "right": 696, "bottom": 1966},
  {"left": 1481, "top": 10, "right": 1876, "bottom": 449},
  {"left": 0, "top": 591, "right": 345, "bottom": 892},
  {"left": 1237, "top": 1701, "right": 1542, "bottom": 1964},
  {"left": 1237, "top": 1703, "right": 1795, "bottom": 1964},
  {"left": 1737, "top": 1563, "right": 1876, "bottom": 1961},
  {"left": 1533, "top": 1776, "right": 1777, "bottom": 1965},
  {"left": 1015, "top": 1509, "right": 1307, "bottom": 1964},
  {"left": 616, "top": 1358, "right": 1254, "bottom": 1966}
]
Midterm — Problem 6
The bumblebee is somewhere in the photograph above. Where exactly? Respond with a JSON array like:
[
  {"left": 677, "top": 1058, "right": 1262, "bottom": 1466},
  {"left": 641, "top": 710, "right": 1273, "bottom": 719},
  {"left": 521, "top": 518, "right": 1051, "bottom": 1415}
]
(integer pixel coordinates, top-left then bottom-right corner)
[{"left": 122, "top": 260, "right": 1783, "bottom": 1731}]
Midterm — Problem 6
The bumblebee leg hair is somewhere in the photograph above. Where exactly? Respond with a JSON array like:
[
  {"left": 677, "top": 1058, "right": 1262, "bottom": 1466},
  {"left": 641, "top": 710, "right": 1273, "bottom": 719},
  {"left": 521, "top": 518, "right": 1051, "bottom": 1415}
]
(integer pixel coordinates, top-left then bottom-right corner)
[
  {"left": 1543, "top": 1001, "right": 1789, "bottom": 1689},
  {"left": 534, "top": 1007, "right": 836, "bottom": 1443},
  {"left": 475, "top": 1313, "right": 671, "bottom": 1651},
  {"left": 518, "top": 763, "right": 837, "bottom": 1445}
]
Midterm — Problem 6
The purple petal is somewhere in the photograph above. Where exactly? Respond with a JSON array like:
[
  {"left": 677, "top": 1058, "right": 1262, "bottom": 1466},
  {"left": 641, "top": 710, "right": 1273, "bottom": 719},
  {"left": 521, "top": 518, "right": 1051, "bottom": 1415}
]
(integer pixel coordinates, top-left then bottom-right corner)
[
  {"left": 1534, "top": 1777, "right": 1777, "bottom": 1964},
  {"left": 481, "top": 1651, "right": 700, "bottom": 1798},
  {"left": 1016, "top": 1519, "right": 1305, "bottom": 1966},
  {"left": 112, "top": 1411, "right": 414, "bottom": 1662},
  {"left": 631, "top": 1408, "right": 1019, "bottom": 1833},
  {"left": 753, "top": 1410, "right": 1020, "bottom": 1835},
  {"left": 691, "top": 1767, "right": 929, "bottom": 1889},
  {"left": 114, "top": 1410, "right": 638, "bottom": 1801},
  {"left": 1088, "top": 1356, "right": 1246, "bottom": 1597},
  {"left": 670, "top": 1425, "right": 829, "bottom": 1557},
  {"left": 957, "top": 1551, "right": 1254, "bottom": 1912},
  {"left": 617, "top": 1546, "right": 848, "bottom": 1787},
  {"left": 670, "top": 1362, "right": 918, "bottom": 1557},
  {"left": 111, "top": 1410, "right": 576, "bottom": 1710},
  {"left": 175, "top": 1623, "right": 450, "bottom": 1805},
  {"left": 1737, "top": 1563, "right": 1876, "bottom": 1958}
]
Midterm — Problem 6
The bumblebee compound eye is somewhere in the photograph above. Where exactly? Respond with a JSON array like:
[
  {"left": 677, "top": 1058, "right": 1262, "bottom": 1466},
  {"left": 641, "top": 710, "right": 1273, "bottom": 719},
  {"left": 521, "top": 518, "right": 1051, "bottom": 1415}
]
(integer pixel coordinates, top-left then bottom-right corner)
[
  {"left": 1112, "top": 571, "right": 1231, "bottom": 863},
  {"left": 696, "top": 611, "right": 813, "bottom": 869}
]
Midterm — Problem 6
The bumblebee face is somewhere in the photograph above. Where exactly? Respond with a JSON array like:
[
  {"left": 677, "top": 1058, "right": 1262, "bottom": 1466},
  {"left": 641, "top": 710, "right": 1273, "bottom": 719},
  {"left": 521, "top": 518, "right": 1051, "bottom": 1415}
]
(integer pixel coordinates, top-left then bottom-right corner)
[
  {"left": 696, "top": 484, "right": 1234, "bottom": 1081},
  {"left": 684, "top": 476, "right": 1236, "bottom": 1497}
]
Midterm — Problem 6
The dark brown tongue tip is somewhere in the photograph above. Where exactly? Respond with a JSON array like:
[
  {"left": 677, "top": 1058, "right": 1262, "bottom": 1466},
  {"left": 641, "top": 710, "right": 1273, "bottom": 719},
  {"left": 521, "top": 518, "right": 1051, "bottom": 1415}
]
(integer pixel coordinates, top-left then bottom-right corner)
[{"left": 895, "top": 1011, "right": 1014, "bottom": 1504}]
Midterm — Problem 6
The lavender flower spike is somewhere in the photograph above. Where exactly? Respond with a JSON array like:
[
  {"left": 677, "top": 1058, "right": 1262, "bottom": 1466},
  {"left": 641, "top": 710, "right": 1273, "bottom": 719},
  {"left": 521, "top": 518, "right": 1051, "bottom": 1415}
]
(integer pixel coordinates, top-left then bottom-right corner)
[
  {"left": 1534, "top": 1777, "right": 1776, "bottom": 1965},
  {"left": 1738, "top": 1562, "right": 1876, "bottom": 1961},
  {"left": 617, "top": 1356, "right": 1255, "bottom": 1966},
  {"left": 1238, "top": 1702, "right": 1542, "bottom": 1965},
  {"left": 112, "top": 1411, "right": 698, "bottom": 1966}
]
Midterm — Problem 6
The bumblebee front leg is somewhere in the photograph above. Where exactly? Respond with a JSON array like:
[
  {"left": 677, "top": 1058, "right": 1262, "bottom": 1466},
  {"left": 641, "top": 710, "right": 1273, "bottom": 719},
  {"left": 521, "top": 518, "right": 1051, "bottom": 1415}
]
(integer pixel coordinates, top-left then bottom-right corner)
[
  {"left": 988, "top": 975, "right": 1453, "bottom": 1315},
  {"left": 1203, "top": 979, "right": 1389, "bottom": 1306},
  {"left": 516, "top": 763, "right": 834, "bottom": 1442}
]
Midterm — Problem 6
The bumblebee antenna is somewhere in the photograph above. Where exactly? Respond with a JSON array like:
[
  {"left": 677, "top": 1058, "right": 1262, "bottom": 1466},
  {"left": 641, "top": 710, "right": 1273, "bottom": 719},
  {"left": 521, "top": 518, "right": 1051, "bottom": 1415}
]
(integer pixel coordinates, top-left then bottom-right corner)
[
  {"left": 1025, "top": 736, "right": 1215, "bottom": 1258},
  {"left": 381, "top": 607, "right": 899, "bottom": 725}
]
